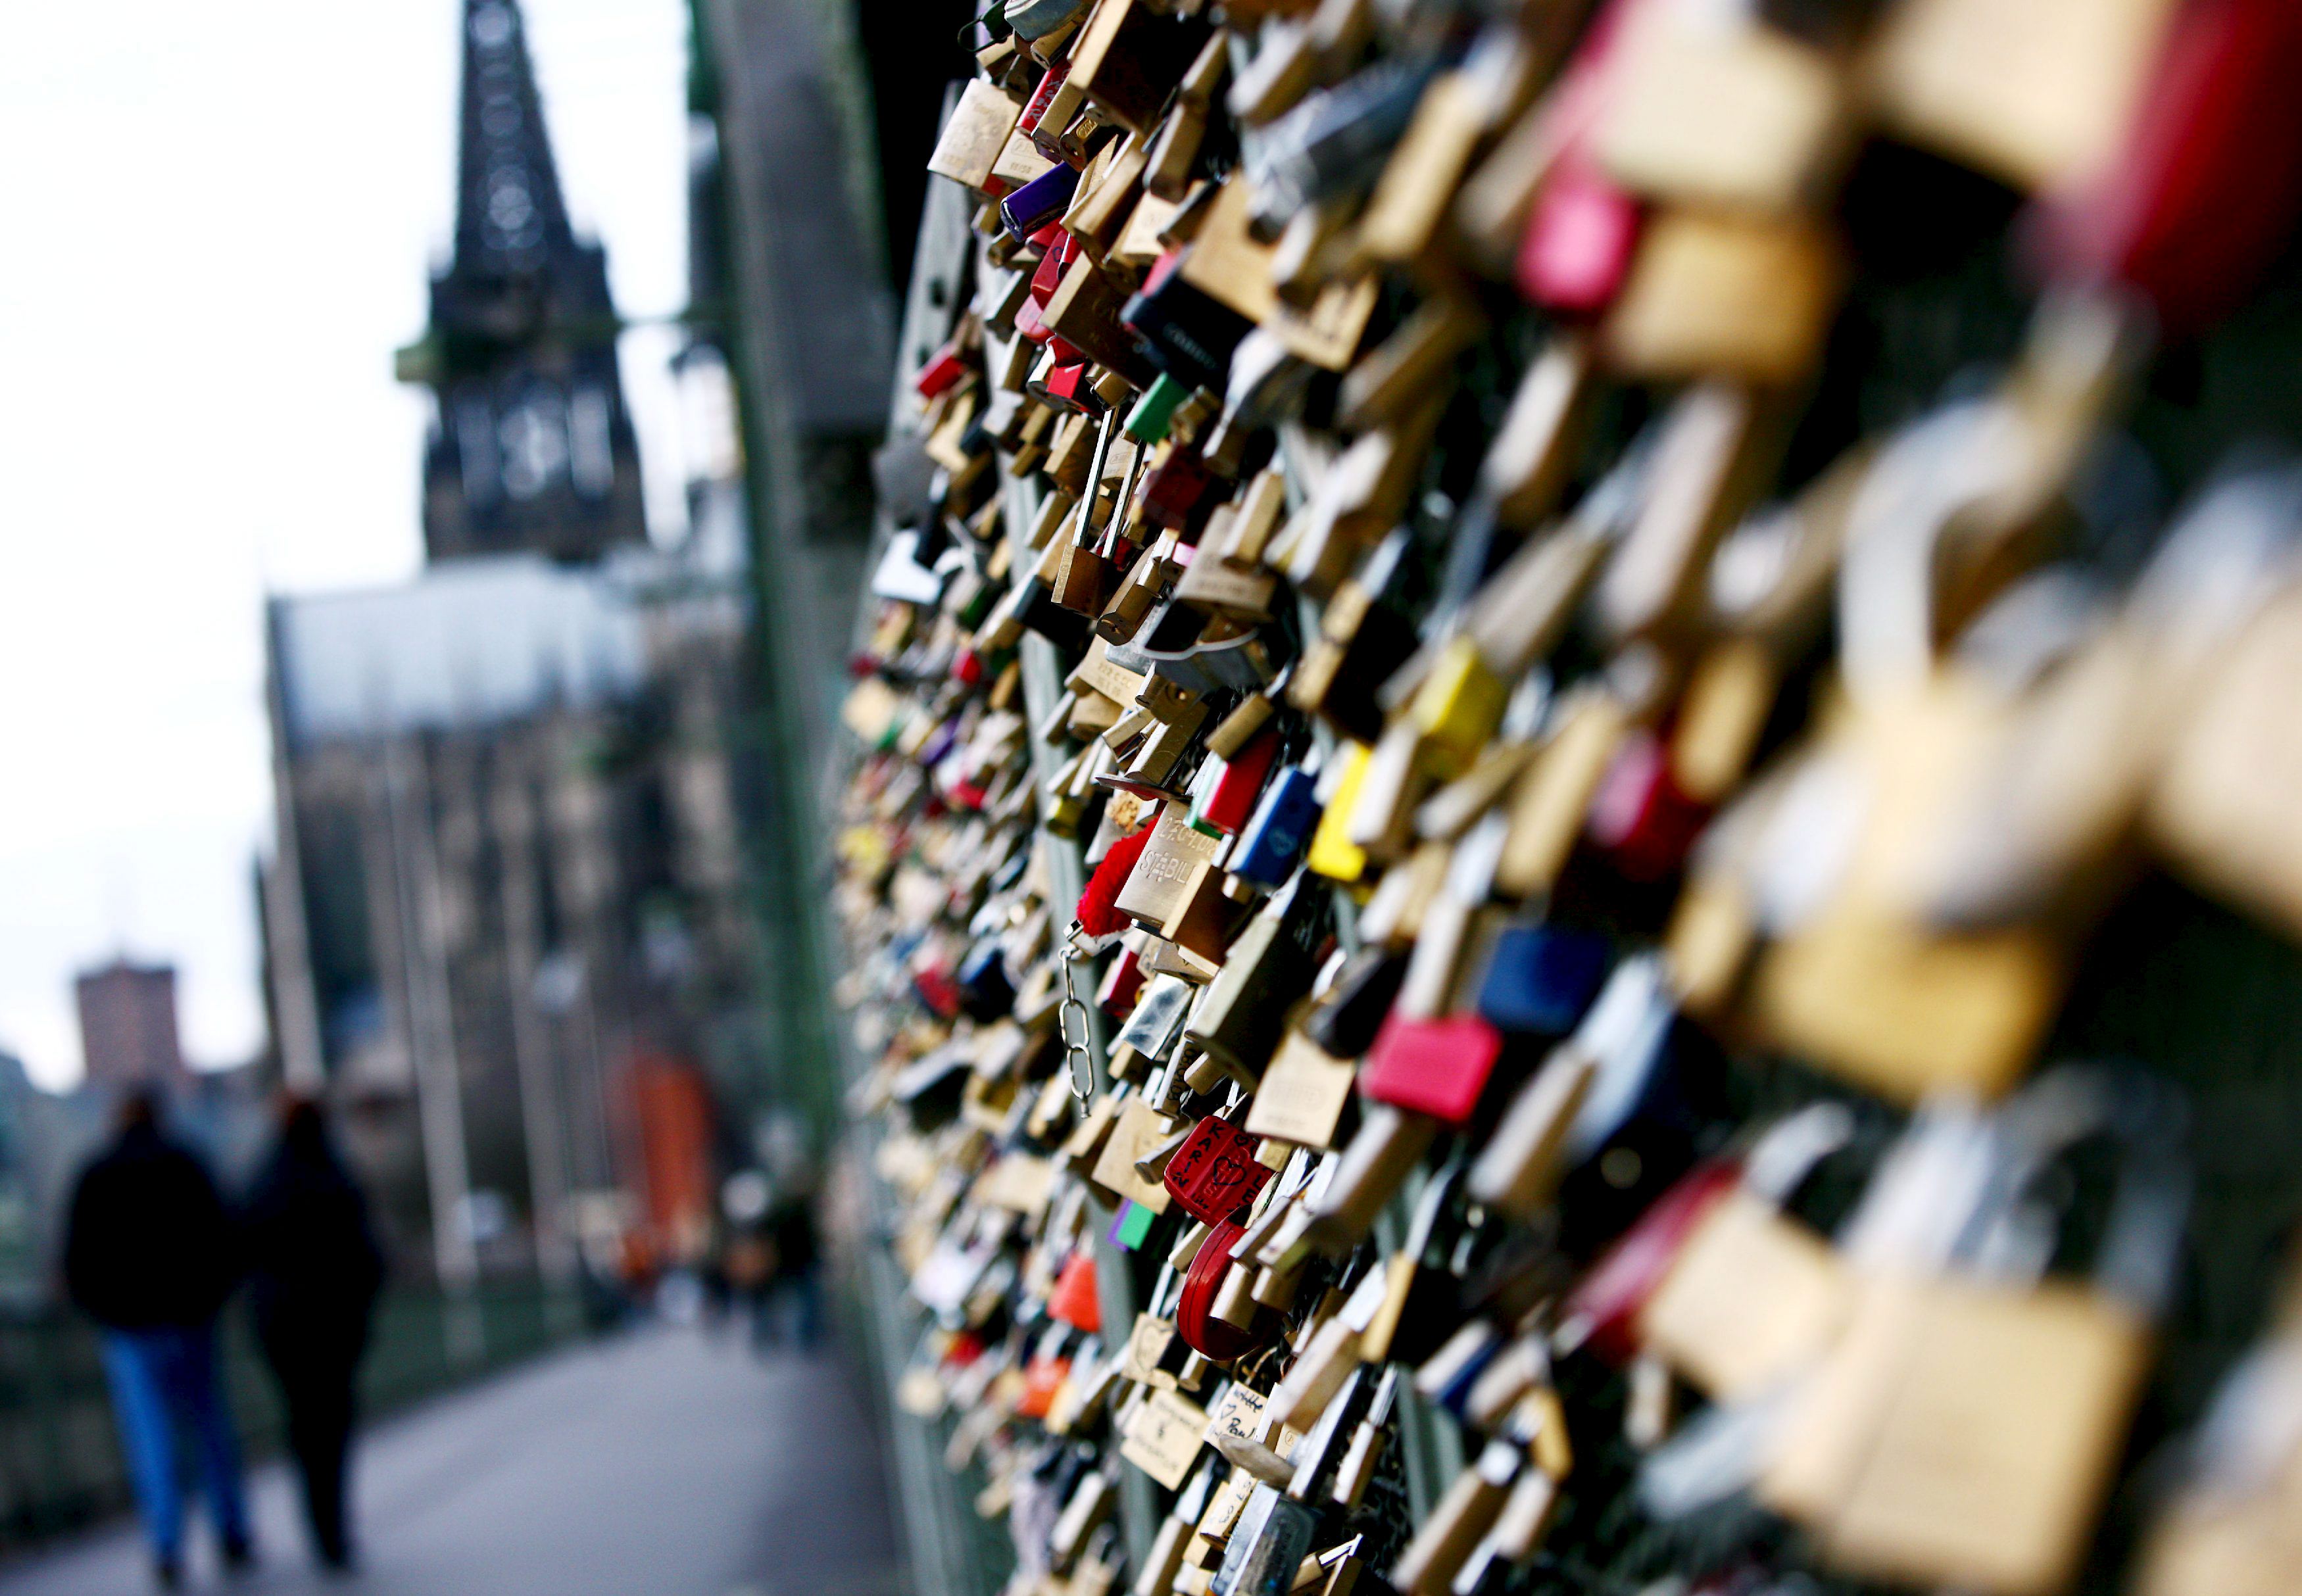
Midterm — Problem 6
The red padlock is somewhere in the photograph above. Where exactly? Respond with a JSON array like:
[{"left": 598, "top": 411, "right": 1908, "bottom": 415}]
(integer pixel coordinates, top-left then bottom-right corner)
[
  {"left": 1198, "top": 727, "right": 1282, "bottom": 836},
  {"left": 1510, "top": 0, "right": 1646, "bottom": 313},
  {"left": 1586, "top": 729, "right": 1709, "bottom": 883},
  {"left": 1139, "top": 449, "right": 1217, "bottom": 531},
  {"left": 913, "top": 962, "right": 963, "bottom": 1020},
  {"left": 1095, "top": 942, "right": 1146, "bottom": 1019},
  {"left": 1048, "top": 1249, "right": 1102, "bottom": 1333},
  {"left": 1014, "top": 295, "right": 1087, "bottom": 366},
  {"left": 1018, "top": 60, "right": 1069, "bottom": 142},
  {"left": 914, "top": 341, "right": 970, "bottom": 400},
  {"left": 2028, "top": 0, "right": 2302, "bottom": 337},
  {"left": 1163, "top": 1115, "right": 1275, "bottom": 1224},
  {"left": 1036, "top": 360, "right": 1098, "bottom": 415},
  {"left": 1029, "top": 230, "right": 1077, "bottom": 308},
  {"left": 1175, "top": 1219, "right": 1271, "bottom": 1361},
  {"left": 1358, "top": 1011, "right": 1506, "bottom": 1126},
  {"left": 1559, "top": 1158, "right": 1740, "bottom": 1364},
  {"left": 1016, "top": 1352, "right": 1071, "bottom": 1418},
  {"left": 1516, "top": 154, "right": 1643, "bottom": 314}
]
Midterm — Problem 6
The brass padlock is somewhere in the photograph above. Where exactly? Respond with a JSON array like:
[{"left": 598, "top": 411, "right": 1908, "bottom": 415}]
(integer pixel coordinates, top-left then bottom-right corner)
[{"left": 1761, "top": 1068, "right": 2190, "bottom": 1596}]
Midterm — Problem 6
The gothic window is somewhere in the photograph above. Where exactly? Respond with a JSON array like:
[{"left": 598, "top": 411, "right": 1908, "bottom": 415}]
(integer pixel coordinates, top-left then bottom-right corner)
[
  {"left": 498, "top": 388, "right": 569, "bottom": 500},
  {"left": 456, "top": 397, "right": 501, "bottom": 508},
  {"left": 569, "top": 384, "right": 615, "bottom": 498}
]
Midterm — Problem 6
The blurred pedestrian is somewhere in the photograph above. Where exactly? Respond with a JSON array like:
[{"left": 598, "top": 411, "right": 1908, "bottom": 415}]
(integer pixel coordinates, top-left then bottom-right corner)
[
  {"left": 62, "top": 1090, "right": 251, "bottom": 1589},
  {"left": 243, "top": 1096, "right": 385, "bottom": 1574},
  {"left": 762, "top": 1187, "right": 824, "bottom": 1349}
]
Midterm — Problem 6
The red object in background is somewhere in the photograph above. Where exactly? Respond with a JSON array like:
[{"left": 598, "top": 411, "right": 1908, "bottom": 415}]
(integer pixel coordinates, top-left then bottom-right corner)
[
  {"left": 2029, "top": 0, "right": 2302, "bottom": 338},
  {"left": 1175, "top": 1219, "right": 1269, "bottom": 1361},
  {"left": 1563, "top": 1159, "right": 1741, "bottom": 1364},
  {"left": 943, "top": 1330, "right": 986, "bottom": 1368},
  {"left": 1200, "top": 728, "right": 1283, "bottom": 835},
  {"left": 952, "top": 648, "right": 985, "bottom": 686},
  {"left": 1140, "top": 450, "right": 1217, "bottom": 530},
  {"left": 914, "top": 962, "right": 963, "bottom": 1019},
  {"left": 1048, "top": 1250, "right": 1102, "bottom": 1333},
  {"left": 1075, "top": 821, "right": 1155, "bottom": 937},
  {"left": 1096, "top": 943, "right": 1147, "bottom": 1019},
  {"left": 1509, "top": 0, "right": 1645, "bottom": 313},
  {"left": 914, "top": 341, "right": 969, "bottom": 400},
  {"left": 618, "top": 1049, "right": 718, "bottom": 1266},
  {"left": 1587, "top": 730, "right": 1709, "bottom": 882},
  {"left": 1017, "top": 1354, "right": 1072, "bottom": 1418},
  {"left": 1163, "top": 1117, "right": 1274, "bottom": 1224},
  {"left": 1358, "top": 1012, "right": 1507, "bottom": 1125},
  {"left": 1517, "top": 156, "right": 1642, "bottom": 314}
]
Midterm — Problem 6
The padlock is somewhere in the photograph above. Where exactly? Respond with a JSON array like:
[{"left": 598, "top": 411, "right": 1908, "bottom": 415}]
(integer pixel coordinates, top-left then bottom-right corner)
[
  {"left": 1194, "top": 727, "right": 1283, "bottom": 836},
  {"left": 1125, "top": 247, "right": 1260, "bottom": 393},
  {"left": 1357, "top": 1012, "right": 1506, "bottom": 1127},
  {"left": 1213, "top": 1484, "right": 1317, "bottom": 1596},
  {"left": 1475, "top": 923, "right": 1611, "bottom": 1040},
  {"left": 956, "top": 938, "right": 1019, "bottom": 1021},
  {"left": 2132, "top": 1292, "right": 2302, "bottom": 1596},
  {"left": 1165, "top": 1115, "right": 1277, "bottom": 1224},
  {"left": 1004, "top": 162, "right": 1085, "bottom": 244},
  {"left": 1231, "top": 765, "right": 1325, "bottom": 888},
  {"left": 1473, "top": 955, "right": 1716, "bottom": 1254},
  {"left": 1636, "top": 1103, "right": 1861, "bottom": 1401},
  {"left": 1585, "top": 728, "right": 1710, "bottom": 883},
  {"left": 1177, "top": 1219, "right": 1275, "bottom": 1361},
  {"left": 1187, "top": 872, "right": 1329, "bottom": 1082},
  {"left": 1762, "top": 1067, "right": 2191, "bottom": 1596},
  {"left": 1515, "top": 152, "right": 1643, "bottom": 314},
  {"left": 1300, "top": 946, "right": 1409, "bottom": 1059},
  {"left": 1126, "top": 373, "right": 1194, "bottom": 445}
]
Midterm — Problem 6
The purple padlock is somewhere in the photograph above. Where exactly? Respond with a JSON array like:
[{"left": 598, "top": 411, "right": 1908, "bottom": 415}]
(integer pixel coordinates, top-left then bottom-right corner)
[{"left": 1000, "top": 164, "right": 1081, "bottom": 245}]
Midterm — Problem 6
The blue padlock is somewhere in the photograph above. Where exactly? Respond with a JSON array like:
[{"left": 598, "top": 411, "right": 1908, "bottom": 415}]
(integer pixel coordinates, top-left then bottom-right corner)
[
  {"left": 1228, "top": 766, "right": 1321, "bottom": 888},
  {"left": 956, "top": 940, "right": 1016, "bottom": 1023},
  {"left": 1476, "top": 923, "right": 1611, "bottom": 1040}
]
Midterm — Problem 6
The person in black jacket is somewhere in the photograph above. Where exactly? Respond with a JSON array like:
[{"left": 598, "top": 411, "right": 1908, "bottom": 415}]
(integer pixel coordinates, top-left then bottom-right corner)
[
  {"left": 62, "top": 1090, "right": 251, "bottom": 1588},
  {"left": 243, "top": 1095, "right": 386, "bottom": 1572}
]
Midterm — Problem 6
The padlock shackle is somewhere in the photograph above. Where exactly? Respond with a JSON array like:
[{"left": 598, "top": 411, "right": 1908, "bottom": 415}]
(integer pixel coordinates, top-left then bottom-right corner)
[
  {"left": 1740, "top": 1101, "right": 1859, "bottom": 1209},
  {"left": 1963, "top": 1065, "right": 2192, "bottom": 1315}
]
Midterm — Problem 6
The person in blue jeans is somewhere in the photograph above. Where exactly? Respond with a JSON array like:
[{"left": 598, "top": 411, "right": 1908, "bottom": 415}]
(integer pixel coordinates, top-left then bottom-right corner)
[{"left": 63, "top": 1090, "right": 251, "bottom": 1589}]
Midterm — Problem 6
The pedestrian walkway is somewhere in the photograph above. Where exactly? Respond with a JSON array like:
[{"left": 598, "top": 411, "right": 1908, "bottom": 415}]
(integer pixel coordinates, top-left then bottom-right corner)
[{"left": 0, "top": 1322, "right": 904, "bottom": 1596}]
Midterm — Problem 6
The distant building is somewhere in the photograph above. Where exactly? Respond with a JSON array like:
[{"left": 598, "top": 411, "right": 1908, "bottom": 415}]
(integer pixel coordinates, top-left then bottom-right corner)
[
  {"left": 74, "top": 960, "right": 187, "bottom": 1091},
  {"left": 258, "top": 554, "right": 763, "bottom": 1288}
]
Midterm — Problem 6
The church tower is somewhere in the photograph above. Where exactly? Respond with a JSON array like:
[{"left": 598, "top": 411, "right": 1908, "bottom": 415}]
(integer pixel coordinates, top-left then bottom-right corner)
[{"left": 416, "top": 0, "right": 649, "bottom": 564}]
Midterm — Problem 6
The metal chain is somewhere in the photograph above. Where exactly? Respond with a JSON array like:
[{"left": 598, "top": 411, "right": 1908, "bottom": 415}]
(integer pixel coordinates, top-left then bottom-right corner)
[{"left": 1059, "top": 936, "right": 1096, "bottom": 1101}]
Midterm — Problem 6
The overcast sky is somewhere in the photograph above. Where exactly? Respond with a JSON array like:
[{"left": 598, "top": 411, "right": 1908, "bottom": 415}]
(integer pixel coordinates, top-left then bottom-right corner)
[{"left": 0, "top": 1, "right": 691, "bottom": 1090}]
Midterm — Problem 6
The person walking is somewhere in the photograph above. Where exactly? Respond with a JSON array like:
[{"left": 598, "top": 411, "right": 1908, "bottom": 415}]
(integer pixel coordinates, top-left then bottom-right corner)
[
  {"left": 762, "top": 1186, "right": 825, "bottom": 1349},
  {"left": 62, "top": 1090, "right": 252, "bottom": 1589},
  {"left": 242, "top": 1096, "right": 386, "bottom": 1574}
]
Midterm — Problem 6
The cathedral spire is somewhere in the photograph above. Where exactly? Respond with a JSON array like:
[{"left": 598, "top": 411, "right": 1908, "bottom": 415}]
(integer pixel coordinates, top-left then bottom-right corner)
[
  {"left": 453, "top": 0, "right": 577, "bottom": 281},
  {"left": 414, "top": 0, "right": 649, "bottom": 566}
]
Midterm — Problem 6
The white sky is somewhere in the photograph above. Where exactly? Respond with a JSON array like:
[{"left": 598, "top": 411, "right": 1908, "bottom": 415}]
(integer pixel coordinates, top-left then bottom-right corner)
[{"left": 0, "top": 1, "right": 693, "bottom": 1091}]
